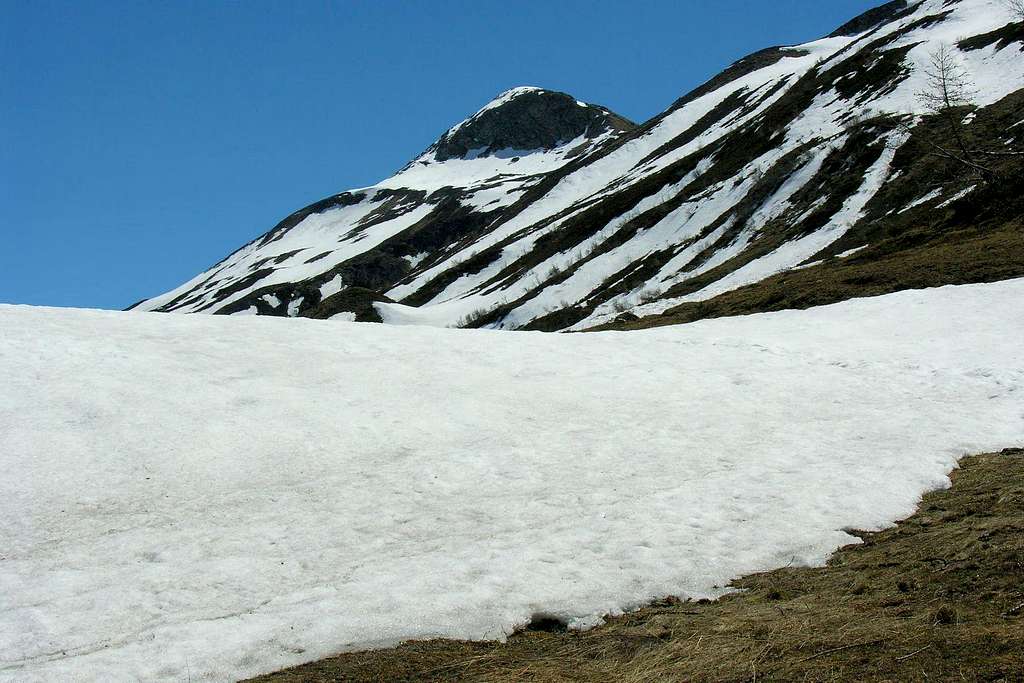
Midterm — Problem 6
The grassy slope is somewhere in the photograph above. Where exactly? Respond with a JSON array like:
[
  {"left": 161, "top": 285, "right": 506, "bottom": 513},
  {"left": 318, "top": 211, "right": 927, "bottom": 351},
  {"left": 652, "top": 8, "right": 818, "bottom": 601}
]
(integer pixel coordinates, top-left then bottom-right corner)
[
  {"left": 591, "top": 90, "right": 1024, "bottom": 333},
  {"left": 594, "top": 220, "right": 1024, "bottom": 332},
  {"left": 250, "top": 448, "right": 1024, "bottom": 683}
]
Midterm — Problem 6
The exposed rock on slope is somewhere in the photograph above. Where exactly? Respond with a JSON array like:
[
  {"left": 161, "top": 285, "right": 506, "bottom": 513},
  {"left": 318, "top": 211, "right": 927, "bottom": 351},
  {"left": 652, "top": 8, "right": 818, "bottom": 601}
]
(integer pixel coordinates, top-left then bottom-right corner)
[
  {"left": 133, "top": 0, "right": 1024, "bottom": 330},
  {"left": 427, "top": 86, "right": 635, "bottom": 161}
]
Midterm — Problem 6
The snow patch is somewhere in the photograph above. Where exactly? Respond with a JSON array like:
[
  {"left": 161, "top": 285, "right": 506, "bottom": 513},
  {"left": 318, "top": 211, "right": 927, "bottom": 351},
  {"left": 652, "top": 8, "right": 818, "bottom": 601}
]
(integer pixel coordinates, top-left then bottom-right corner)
[
  {"left": 899, "top": 188, "right": 944, "bottom": 213},
  {"left": 319, "top": 275, "right": 344, "bottom": 300},
  {"left": 936, "top": 185, "right": 978, "bottom": 208}
]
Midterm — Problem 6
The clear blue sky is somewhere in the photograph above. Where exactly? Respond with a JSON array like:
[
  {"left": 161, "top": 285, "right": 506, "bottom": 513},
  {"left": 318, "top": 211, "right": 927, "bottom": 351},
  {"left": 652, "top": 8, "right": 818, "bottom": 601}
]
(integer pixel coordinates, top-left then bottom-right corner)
[{"left": 1, "top": 1, "right": 880, "bottom": 309}]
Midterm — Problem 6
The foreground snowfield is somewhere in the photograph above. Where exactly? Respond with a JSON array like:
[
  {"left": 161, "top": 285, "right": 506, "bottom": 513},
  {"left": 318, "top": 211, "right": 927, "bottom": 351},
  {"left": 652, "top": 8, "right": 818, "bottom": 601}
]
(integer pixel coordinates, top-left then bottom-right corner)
[{"left": 2, "top": 280, "right": 1023, "bottom": 682}]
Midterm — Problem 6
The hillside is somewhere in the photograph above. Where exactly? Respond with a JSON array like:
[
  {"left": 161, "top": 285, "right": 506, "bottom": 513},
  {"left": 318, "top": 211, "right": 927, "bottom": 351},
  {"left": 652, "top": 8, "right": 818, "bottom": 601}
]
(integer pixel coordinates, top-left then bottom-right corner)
[{"left": 132, "top": 0, "right": 1024, "bottom": 332}]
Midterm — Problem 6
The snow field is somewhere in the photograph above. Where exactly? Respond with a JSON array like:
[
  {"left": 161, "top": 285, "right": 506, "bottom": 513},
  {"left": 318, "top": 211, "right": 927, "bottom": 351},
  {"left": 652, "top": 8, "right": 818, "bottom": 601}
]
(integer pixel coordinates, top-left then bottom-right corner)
[{"left": 2, "top": 279, "right": 1023, "bottom": 681}]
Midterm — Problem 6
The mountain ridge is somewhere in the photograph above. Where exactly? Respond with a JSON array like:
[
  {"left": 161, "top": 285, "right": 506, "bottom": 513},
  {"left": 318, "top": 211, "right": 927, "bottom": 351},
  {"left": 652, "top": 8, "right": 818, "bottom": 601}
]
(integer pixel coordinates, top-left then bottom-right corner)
[{"left": 132, "top": 0, "right": 1024, "bottom": 331}]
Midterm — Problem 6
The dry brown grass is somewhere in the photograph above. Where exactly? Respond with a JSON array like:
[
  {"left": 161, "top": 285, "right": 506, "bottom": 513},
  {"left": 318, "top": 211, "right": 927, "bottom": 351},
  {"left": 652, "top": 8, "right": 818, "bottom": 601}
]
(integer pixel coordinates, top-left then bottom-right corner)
[{"left": 249, "top": 448, "right": 1024, "bottom": 682}]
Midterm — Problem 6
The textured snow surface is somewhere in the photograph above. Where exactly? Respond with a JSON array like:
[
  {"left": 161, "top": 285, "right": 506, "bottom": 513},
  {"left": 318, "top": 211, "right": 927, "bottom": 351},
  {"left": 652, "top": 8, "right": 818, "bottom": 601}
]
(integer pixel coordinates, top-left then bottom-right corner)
[{"left": 3, "top": 280, "right": 1024, "bottom": 682}]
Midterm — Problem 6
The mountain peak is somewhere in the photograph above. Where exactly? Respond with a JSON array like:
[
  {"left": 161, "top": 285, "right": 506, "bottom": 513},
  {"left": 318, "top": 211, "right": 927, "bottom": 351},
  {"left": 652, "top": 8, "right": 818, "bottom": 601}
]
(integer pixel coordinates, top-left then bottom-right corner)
[
  {"left": 828, "top": 0, "right": 910, "bottom": 38},
  {"left": 428, "top": 87, "right": 635, "bottom": 162},
  {"left": 135, "top": 0, "right": 1024, "bottom": 338}
]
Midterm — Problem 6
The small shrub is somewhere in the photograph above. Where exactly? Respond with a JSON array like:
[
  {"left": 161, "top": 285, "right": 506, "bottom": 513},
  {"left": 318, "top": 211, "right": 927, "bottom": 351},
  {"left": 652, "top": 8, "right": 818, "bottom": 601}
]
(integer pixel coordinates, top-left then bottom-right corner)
[
  {"left": 611, "top": 299, "right": 630, "bottom": 314},
  {"left": 456, "top": 307, "right": 491, "bottom": 328},
  {"left": 933, "top": 604, "right": 958, "bottom": 625},
  {"left": 637, "top": 287, "right": 661, "bottom": 305}
]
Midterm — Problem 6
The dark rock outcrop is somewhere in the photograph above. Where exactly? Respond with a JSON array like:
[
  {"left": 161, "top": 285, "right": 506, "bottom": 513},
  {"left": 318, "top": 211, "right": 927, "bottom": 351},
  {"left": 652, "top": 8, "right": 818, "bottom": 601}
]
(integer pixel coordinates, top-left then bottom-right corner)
[
  {"left": 429, "top": 88, "right": 635, "bottom": 161},
  {"left": 829, "top": 0, "right": 910, "bottom": 38}
]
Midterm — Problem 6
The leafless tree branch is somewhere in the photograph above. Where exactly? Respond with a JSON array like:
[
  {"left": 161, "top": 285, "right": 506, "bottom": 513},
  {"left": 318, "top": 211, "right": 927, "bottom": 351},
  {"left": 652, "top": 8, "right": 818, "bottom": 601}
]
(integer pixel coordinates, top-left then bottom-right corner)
[
  {"left": 916, "top": 45, "right": 978, "bottom": 160},
  {"left": 920, "top": 137, "right": 995, "bottom": 178},
  {"left": 1005, "top": 0, "right": 1024, "bottom": 22},
  {"left": 911, "top": 45, "right": 1005, "bottom": 182},
  {"left": 969, "top": 149, "right": 1024, "bottom": 157}
]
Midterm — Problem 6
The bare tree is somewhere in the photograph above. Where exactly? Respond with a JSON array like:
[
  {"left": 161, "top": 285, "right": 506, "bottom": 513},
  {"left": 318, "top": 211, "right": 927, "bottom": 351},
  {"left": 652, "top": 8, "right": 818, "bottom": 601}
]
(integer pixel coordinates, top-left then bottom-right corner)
[
  {"left": 917, "top": 47, "right": 974, "bottom": 115},
  {"left": 1005, "top": 0, "right": 1024, "bottom": 21},
  {"left": 911, "top": 44, "right": 1023, "bottom": 181},
  {"left": 917, "top": 47, "right": 977, "bottom": 158},
  {"left": 914, "top": 45, "right": 995, "bottom": 180}
]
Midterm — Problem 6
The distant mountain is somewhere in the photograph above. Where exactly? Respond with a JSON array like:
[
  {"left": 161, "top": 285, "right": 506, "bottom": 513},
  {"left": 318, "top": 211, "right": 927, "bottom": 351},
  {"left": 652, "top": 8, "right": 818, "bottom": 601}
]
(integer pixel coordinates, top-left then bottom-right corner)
[{"left": 133, "top": 0, "right": 1024, "bottom": 330}]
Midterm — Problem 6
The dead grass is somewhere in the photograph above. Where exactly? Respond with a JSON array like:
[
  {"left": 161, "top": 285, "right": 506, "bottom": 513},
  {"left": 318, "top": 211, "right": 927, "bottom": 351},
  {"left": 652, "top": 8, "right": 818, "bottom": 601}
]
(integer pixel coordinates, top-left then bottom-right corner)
[{"left": 249, "top": 448, "right": 1024, "bottom": 682}]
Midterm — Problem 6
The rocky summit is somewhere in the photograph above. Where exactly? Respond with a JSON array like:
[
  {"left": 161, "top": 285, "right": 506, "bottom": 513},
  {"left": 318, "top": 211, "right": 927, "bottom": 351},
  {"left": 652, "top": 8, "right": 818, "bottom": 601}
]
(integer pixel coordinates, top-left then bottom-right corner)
[{"left": 427, "top": 86, "right": 635, "bottom": 162}]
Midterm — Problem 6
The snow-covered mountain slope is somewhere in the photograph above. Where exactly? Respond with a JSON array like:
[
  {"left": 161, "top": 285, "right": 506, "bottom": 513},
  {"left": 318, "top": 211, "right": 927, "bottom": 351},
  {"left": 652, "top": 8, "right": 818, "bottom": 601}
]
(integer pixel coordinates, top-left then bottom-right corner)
[
  {"left": 133, "top": 0, "right": 1024, "bottom": 330},
  {"left": 4, "top": 279, "right": 1024, "bottom": 682},
  {"left": 132, "top": 86, "right": 635, "bottom": 320}
]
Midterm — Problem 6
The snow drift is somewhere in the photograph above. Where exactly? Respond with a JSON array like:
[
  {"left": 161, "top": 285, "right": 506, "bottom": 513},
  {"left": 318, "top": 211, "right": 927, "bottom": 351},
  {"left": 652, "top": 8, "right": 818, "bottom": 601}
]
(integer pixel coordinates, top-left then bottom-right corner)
[{"left": 2, "top": 279, "right": 1023, "bottom": 681}]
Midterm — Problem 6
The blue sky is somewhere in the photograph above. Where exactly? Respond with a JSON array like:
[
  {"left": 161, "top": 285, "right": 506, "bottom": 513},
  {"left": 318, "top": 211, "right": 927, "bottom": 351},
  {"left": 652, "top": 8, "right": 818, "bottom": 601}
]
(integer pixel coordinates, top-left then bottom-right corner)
[{"left": 1, "top": 0, "right": 881, "bottom": 309}]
